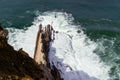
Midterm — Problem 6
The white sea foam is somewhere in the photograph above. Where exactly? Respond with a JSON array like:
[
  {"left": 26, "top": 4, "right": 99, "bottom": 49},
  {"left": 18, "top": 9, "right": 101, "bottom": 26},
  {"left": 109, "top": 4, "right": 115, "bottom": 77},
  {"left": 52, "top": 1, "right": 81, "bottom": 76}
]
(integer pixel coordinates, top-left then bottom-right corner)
[{"left": 8, "top": 11, "right": 110, "bottom": 80}]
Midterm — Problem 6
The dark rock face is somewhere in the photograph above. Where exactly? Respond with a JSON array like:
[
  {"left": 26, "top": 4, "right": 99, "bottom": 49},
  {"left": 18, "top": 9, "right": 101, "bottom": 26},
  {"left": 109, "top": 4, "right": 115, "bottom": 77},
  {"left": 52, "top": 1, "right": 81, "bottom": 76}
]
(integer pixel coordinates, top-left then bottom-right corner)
[
  {"left": 0, "top": 47, "right": 44, "bottom": 80},
  {"left": 0, "top": 26, "right": 44, "bottom": 80}
]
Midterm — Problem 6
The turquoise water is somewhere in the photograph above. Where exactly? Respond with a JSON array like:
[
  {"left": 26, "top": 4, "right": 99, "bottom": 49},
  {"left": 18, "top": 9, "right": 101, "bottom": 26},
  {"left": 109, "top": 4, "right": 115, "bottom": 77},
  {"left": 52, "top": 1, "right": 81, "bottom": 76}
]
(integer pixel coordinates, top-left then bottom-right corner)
[{"left": 0, "top": 0, "right": 120, "bottom": 79}]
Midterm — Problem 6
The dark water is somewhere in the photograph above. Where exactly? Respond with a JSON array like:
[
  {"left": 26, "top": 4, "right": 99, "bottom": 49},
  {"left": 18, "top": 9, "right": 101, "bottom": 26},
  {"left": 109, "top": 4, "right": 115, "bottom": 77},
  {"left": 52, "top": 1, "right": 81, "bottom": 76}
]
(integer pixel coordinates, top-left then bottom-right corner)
[{"left": 0, "top": 0, "right": 120, "bottom": 79}]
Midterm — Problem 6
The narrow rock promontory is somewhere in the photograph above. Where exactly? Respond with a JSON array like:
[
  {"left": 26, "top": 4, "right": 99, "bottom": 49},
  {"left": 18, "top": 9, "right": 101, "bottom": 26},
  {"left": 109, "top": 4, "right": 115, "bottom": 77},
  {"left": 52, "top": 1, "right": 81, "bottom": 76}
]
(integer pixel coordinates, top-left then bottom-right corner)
[{"left": 34, "top": 24, "right": 63, "bottom": 80}]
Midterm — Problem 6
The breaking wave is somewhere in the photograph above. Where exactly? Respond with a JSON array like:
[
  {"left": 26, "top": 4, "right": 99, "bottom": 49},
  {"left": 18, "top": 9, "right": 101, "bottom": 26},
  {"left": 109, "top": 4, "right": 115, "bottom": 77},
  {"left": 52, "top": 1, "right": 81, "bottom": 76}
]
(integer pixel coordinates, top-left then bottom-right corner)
[{"left": 7, "top": 11, "right": 111, "bottom": 80}]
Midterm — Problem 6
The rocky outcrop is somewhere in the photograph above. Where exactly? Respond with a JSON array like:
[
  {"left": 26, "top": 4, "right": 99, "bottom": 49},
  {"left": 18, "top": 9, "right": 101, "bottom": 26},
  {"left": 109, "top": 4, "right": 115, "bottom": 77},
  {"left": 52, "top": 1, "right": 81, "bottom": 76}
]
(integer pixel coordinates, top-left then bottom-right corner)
[
  {"left": 0, "top": 25, "right": 44, "bottom": 80},
  {"left": 34, "top": 24, "right": 53, "bottom": 66},
  {"left": 0, "top": 24, "right": 63, "bottom": 80},
  {"left": 34, "top": 24, "right": 63, "bottom": 80}
]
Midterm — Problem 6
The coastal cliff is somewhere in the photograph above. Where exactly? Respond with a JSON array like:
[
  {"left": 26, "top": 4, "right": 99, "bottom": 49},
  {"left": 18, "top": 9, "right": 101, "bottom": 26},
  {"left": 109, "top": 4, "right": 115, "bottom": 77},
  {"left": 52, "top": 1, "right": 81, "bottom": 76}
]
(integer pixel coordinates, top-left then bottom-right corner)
[{"left": 0, "top": 24, "right": 62, "bottom": 80}]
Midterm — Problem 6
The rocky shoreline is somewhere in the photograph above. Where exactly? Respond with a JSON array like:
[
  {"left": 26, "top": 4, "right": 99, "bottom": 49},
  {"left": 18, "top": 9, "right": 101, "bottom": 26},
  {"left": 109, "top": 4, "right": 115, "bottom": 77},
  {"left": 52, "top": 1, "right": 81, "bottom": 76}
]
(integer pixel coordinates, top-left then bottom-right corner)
[{"left": 0, "top": 24, "right": 62, "bottom": 80}]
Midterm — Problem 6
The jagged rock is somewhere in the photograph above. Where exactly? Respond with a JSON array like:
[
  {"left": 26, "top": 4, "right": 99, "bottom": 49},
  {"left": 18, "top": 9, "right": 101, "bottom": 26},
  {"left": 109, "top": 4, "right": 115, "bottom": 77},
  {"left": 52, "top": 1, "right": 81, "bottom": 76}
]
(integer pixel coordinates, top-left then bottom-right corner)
[
  {"left": 0, "top": 24, "right": 8, "bottom": 39},
  {"left": 51, "top": 65, "right": 63, "bottom": 80},
  {"left": 18, "top": 48, "right": 29, "bottom": 57},
  {"left": 0, "top": 26, "right": 44, "bottom": 80}
]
